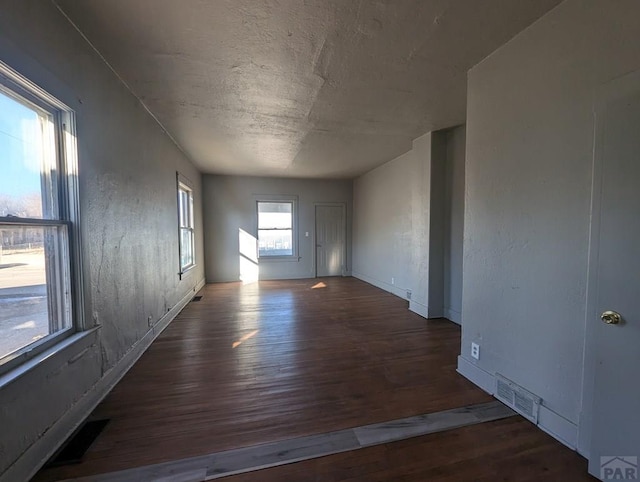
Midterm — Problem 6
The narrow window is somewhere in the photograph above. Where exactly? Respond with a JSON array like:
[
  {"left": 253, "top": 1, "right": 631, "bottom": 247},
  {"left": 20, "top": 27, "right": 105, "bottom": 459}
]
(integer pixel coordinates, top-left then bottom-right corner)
[
  {"left": 257, "top": 201, "right": 295, "bottom": 257},
  {"left": 177, "top": 176, "right": 195, "bottom": 274},
  {"left": 0, "top": 61, "right": 80, "bottom": 372}
]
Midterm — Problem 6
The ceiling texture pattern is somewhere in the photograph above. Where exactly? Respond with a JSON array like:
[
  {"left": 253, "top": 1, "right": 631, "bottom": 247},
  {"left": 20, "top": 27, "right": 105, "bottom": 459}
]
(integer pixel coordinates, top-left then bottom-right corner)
[{"left": 55, "top": 0, "right": 561, "bottom": 179}]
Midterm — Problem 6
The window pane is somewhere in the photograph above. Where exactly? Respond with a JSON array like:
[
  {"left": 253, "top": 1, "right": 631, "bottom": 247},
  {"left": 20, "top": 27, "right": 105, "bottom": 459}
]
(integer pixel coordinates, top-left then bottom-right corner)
[
  {"left": 0, "top": 88, "right": 51, "bottom": 219},
  {"left": 178, "top": 187, "right": 193, "bottom": 228},
  {"left": 180, "top": 228, "right": 194, "bottom": 269},
  {"left": 258, "top": 229, "right": 293, "bottom": 257},
  {"left": 0, "top": 225, "right": 71, "bottom": 362},
  {"left": 258, "top": 202, "right": 292, "bottom": 229}
]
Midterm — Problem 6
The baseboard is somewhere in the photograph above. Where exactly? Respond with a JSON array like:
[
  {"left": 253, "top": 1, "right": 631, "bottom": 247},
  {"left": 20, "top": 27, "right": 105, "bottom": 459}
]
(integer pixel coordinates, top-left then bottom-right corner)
[
  {"left": 456, "top": 356, "right": 496, "bottom": 395},
  {"left": 2, "top": 277, "right": 206, "bottom": 482},
  {"left": 352, "top": 272, "right": 409, "bottom": 301},
  {"left": 538, "top": 405, "right": 578, "bottom": 450},
  {"left": 456, "top": 356, "right": 579, "bottom": 451},
  {"left": 444, "top": 308, "right": 461, "bottom": 325},
  {"left": 409, "top": 300, "right": 428, "bottom": 319}
]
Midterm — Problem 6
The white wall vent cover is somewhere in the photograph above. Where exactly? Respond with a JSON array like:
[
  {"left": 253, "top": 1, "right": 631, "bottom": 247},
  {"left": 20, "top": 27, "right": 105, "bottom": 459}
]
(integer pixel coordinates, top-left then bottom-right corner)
[{"left": 495, "top": 373, "right": 541, "bottom": 424}]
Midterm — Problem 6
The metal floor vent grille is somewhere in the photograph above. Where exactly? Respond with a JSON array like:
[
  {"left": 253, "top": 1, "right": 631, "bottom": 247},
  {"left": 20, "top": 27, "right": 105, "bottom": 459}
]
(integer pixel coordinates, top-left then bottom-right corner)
[{"left": 495, "top": 374, "right": 541, "bottom": 423}]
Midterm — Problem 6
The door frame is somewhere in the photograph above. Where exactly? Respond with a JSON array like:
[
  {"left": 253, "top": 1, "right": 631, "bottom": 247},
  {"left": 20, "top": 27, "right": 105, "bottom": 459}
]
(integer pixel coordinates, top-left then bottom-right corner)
[
  {"left": 314, "top": 202, "right": 347, "bottom": 278},
  {"left": 578, "top": 68, "right": 640, "bottom": 463}
]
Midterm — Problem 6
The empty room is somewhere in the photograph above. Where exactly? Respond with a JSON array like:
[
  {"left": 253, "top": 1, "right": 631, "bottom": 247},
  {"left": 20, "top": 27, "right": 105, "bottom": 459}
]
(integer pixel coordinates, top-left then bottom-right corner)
[{"left": 1, "top": 1, "right": 639, "bottom": 481}]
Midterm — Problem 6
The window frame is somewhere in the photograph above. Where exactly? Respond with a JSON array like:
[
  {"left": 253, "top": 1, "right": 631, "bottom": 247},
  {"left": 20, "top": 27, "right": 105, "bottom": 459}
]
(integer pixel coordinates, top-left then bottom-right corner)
[
  {"left": 177, "top": 173, "right": 195, "bottom": 277},
  {"left": 256, "top": 195, "right": 298, "bottom": 261},
  {"left": 0, "top": 60, "right": 84, "bottom": 376}
]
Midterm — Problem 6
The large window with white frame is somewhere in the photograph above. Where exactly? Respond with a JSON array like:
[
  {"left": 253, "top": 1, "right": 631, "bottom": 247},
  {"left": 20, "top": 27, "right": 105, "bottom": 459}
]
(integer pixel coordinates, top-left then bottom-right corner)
[
  {"left": 0, "top": 61, "right": 81, "bottom": 373},
  {"left": 257, "top": 199, "right": 297, "bottom": 258},
  {"left": 177, "top": 174, "right": 195, "bottom": 274}
]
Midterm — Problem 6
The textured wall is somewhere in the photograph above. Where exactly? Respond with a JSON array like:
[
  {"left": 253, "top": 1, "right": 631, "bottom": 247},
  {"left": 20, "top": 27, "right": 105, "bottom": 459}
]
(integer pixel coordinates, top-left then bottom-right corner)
[
  {"left": 203, "top": 175, "right": 352, "bottom": 282},
  {"left": 461, "top": 0, "right": 640, "bottom": 452},
  {"left": 0, "top": 1, "right": 205, "bottom": 477},
  {"left": 353, "top": 129, "right": 464, "bottom": 320},
  {"left": 443, "top": 126, "right": 465, "bottom": 323}
]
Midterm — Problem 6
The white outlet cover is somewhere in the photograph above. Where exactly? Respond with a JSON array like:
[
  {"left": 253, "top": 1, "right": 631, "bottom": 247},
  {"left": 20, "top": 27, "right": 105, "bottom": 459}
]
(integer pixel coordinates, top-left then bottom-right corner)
[{"left": 471, "top": 342, "right": 480, "bottom": 360}]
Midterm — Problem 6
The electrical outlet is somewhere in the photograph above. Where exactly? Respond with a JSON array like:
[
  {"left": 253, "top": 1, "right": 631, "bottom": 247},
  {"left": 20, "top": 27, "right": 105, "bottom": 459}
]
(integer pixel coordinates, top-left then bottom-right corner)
[
  {"left": 471, "top": 342, "right": 480, "bottom": 360},
  {"left": 406, "top": 289, "right": 412, "bottom": 300},
  {"left": 147, "top": 315, "right": 153, "bottom": 327},
  {"left": 391, "top": 277, "right": 395, "bottom": 285}
]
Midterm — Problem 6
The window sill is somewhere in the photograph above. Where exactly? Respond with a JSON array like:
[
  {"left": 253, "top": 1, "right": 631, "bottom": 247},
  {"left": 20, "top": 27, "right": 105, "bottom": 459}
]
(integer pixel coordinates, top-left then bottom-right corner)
[
  {"left": 258, "top": 256, "right": 301, "bottom": 263},
  {"left": 179, "top": 264, "right": 197, "bottom": 280},
  {"left": 0, "top": 326, "right": 101, "bottom": 390}
]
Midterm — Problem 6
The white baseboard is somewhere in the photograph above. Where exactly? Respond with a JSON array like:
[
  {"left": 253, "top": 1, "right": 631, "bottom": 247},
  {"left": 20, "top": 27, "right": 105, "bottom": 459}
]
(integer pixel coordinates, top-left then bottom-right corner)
[
  {"left": 444, "top": 308, "right": 461, "bottom": 325},
  {"left": 352, "top": 272, "right": 409, "bottom": 301},
  {"left": 538, "top": 404, "right": 578, "bottom": 450},
  {"left": 456, "top": 356, "right": 496, "bottom": 394},
  {"left": 456, "top": 356, "right": 578, "bottom": 451},
  {"left": 2, "top": 278, "right": 206, "bottom": 482},
  {"left": 409, "top": 300, "right": 428, "bottom": 319}
]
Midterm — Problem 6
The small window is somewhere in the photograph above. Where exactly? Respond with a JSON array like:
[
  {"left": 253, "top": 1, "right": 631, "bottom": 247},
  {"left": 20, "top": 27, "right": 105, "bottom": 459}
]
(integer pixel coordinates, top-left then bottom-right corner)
[
  {"left": 0, "top": 61, "right": 81, "bottom": 372},
  {"left": 257, "top": 201, "right": 295, "bottom": 257},
  {"left": 177, "top": 176, "right": 195, "bottom": 274}
]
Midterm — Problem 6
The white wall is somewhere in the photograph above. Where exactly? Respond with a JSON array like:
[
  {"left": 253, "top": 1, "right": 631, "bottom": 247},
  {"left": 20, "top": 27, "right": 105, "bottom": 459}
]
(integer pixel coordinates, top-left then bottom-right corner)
[
  {"left": 459, "top": 0, "right": 640, "bottom": 453},
  {"left": 443, "top": 127, "right": 466, "bottom": 324},
  {"left": 0, "top": 2, "right": 205, "bottom": 479},
  {"left": 203, "top": 175, "right": 352, "bottom": 282},
  {"left": 353, "top": 128, "right": 465, "bottom": 320}
]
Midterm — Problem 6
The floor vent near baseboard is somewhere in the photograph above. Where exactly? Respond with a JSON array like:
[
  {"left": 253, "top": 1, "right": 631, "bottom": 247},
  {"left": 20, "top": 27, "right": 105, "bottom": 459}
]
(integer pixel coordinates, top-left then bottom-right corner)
[
  {"left": 44, "top": 419, "right": 110, "bottom": 468},
  {"left": 495, "top": 374, "right": 541, "bottom": 424},
  {"left": 191, "top": 295, "right": 203, "bottom": 302}
]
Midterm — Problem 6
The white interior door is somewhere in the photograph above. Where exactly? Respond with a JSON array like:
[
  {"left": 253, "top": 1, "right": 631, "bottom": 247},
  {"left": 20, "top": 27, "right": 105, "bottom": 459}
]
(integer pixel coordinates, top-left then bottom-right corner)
[
  {"left": 315, "top": 204, "right": 345, "bottom": 277},
  {"left": 587, "top": 70, "right": 640, "bottom": 480}
]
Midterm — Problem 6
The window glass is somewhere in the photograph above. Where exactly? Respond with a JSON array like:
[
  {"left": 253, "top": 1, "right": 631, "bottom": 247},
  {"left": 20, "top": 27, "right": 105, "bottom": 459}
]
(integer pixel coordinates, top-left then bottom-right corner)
[
  {"left": 178, "top": 182, "right": 195, "bottom": 272},
  {"left": 258, "top": 201, "right": 294, "bottom": 257},
  {"left": 0, "top": 68, "right": 77, "bottom": 370}
]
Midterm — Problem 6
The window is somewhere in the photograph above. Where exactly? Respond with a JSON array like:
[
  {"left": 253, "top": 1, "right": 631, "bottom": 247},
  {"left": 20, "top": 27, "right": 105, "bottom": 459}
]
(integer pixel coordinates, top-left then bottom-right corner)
[
  {"left": 257, "top": 200, "right": 295, "bottom": 258},
  {"left": 0, "top": 61, "right": 80, "bottom": 372},
  {"left": 177, "top": 175, "right": 195, "bottom": 274}
]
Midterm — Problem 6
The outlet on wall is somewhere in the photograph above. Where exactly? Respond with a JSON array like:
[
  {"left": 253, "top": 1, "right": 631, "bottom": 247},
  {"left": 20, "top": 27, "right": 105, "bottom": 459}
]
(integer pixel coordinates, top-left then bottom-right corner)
[
  {"left": 471, "top": 342, "right": 480, "bottom": 360},
  {"left": 391, "top": 277, "right": 395, "bottom": 285}
]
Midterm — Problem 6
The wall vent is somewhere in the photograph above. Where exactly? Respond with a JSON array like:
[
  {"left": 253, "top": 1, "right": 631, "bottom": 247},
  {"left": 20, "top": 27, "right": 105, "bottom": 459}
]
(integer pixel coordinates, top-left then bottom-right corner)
[{"left": 495, "top": 373, "right": 541, "bottom": 423}]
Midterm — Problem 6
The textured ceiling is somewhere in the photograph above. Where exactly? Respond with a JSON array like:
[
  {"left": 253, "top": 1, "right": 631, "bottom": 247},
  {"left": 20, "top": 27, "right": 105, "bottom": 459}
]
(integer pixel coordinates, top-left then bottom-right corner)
[{"left": 55, "top": 0, "right": 561, "bottom": 179}]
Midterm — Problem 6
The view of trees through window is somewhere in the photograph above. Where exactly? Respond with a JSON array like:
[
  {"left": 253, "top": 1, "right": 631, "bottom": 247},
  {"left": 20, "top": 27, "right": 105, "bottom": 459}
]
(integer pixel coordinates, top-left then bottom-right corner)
[{"left": 0, "top": 77, "right": 73, "bottom": 367}]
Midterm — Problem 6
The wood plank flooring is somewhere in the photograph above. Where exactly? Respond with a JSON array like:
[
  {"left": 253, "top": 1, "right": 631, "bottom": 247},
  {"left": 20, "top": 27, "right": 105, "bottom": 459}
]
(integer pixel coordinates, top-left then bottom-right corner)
[
  {"left": 33, "top": 277, "right": 591, "bottom": 481},
  {"left": 225, "top": 416, "right": 595, "bottom": 482}
]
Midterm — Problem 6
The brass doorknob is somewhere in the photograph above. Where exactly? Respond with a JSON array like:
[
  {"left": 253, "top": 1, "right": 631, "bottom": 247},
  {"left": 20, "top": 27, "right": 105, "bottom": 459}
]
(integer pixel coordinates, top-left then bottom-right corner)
[{"left": 601, "top": 311, "right": 622, "bottom": 325}]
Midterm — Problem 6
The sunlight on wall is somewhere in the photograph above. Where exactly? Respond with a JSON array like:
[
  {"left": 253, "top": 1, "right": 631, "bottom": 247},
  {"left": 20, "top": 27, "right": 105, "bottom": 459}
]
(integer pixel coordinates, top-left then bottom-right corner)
[{"left": 239, "top": 228, "right": 259, "bottom": 284}]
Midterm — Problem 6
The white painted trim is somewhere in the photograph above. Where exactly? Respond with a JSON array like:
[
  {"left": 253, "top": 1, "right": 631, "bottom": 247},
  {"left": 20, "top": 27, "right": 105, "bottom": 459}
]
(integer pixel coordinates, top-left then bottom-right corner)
[
  {"left": 1, "top": 278, "right": 206, "bottom": 482},
  {"left": 352, "top": 272, "right": 409, "bottom": 301},
  {"left": 444, "top": 308, "right": 461, "bottom": 325},
  {"left": 409, "top": 300, "right": 428, "bottom": 319},
  {"left": 456, "top": 356, "right": 496, "bottom": 395},
  {"left": 538, "top": 405, "right": 578, "bottom": 450},
  {"left": 456, "top": 356, "right": 579, "bottom": 452},
  {"left": 0, "top": 327, "right": 99, "bottom": 389}
]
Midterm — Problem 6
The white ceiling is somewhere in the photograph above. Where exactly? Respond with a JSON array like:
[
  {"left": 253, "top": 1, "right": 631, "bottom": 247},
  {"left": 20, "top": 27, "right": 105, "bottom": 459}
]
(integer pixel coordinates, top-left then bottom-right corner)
[{"left": 55, "top": 0, "right": 561, "bottom": 179}]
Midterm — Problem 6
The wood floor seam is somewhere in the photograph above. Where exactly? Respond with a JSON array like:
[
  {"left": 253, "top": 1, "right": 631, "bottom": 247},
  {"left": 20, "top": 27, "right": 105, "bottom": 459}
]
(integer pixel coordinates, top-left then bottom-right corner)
[{"left": 59, "top": 401, "right": 515, "bottom": 482}]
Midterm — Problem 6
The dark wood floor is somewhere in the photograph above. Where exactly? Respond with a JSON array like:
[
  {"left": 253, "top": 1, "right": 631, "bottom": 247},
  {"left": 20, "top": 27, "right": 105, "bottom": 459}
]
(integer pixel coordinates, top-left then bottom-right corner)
[
  {"left": 226, "top": 417, "right": 595, "bottom": 482},
  {"left": 35, "top": 277, "right": 592, "bottom": 481}
]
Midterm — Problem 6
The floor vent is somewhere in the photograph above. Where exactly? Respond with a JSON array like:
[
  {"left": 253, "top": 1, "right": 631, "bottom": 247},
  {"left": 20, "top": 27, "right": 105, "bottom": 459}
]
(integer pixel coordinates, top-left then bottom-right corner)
[
  {"left": 191, "top": 295, "right": 203, "bottom": 302},
  {"left": 44, "top": 419, "right": 109, "bottom": 468},
  {"left": 495, "top": 374, "right": 541, "bottom": 423}
]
